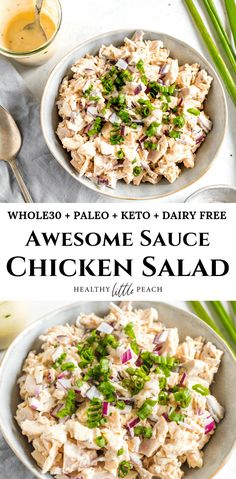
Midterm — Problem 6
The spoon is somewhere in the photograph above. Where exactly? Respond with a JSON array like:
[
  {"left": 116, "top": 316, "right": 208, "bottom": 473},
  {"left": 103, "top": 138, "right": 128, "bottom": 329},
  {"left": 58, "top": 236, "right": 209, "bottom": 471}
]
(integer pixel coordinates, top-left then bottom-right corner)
[
  {"left": 0, "top": 106, "right": 33, "bottom": 203},
  {"left": 23, "top": 0, "right": 47, "bottom": 43}
]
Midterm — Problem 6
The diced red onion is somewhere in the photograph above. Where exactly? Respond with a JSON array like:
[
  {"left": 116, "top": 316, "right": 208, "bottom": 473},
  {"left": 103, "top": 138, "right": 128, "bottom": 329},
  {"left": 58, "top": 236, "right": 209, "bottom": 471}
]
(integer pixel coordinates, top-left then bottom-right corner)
[
  {"left": 153, "top": 346, "right": 162, "bottom": 355},
  {"left": 52, "top": 345, "right": 64, "bottom": 362},
  {"left": 87, "top": 106, "right": 98, "bottom": 117},
  {"left": 29, "top": 397, "right": 40, "bottom": 410},
  {"left": 83, "top": 124, "right": 91, "bottom": 134},
  {"left": 34, "top": 386, "right": 41, "bottom": 398},
  {"left": 158, "top": 79, "right": 164, "bottom": 85},
  {"left": 109, "top": 112, "right": 120, "bottom": 124},
  {"left": 83, "top": 80, "right": 92, "bottom": 92},
  {"left": 97, "top": 322, "right": 114, "bottom": 334},
  {"left": 196, "top": 134, "right": 205, "bottom": 145},
  {"left": 135, "top": 356, "right": 143, "bottom": 367},
  {"left": 178, "top": 421, "right": 195, "bottom": 431},
  {"left": 129, "top": 452, "right": 142, "bottom": 466},
  {"left": 198, "top": 114, "right": 212, "bottom": 133},
  {"left": 58, "top": 372, "right": 69, "bottom": 380},
  {"left": 145, "top": 86, "right": 150, "bottom": 94},
  {"left": 159, "top": 63, "right": 170, "bottom": 75},
  {"left": 51, "top": 404, "right": 63, "bottom": 418},
  {"left": 56, "top": 335, "right": 70, "bottom": 344},
  {"left": 57, "top": 378, "right": 72, "bottom": 390},
  {"left": 86, "top": 386, "right": 102, "bottom": 400},
  {"left": 97, "top": 177, "right": 109, "bottom": 186},
  {"left": 162, "top": 413, "right": 169, "bottom": 421},
  {"left": 116, "top": 59, "right": 128, "bottom": 70},
  {"left": 179, "top": 372, "right": 187, "bottom": 386},
  {"left": 127, "top": 417, "right": 140, "bottom": 429},
  {"left": 47, "top": 371, "right": 54, "bottom": 383},
  {"left": 121, "top": 125, "right": 126, "bottom": 136},
  {"left": 134, "top": 84, "right": 142, "bottom": 95},
  {"left": 102, "top": 402, "right": 109, "bottom": 416},
  {"left": 122, "top": 349, "right": 132, "bottom": 364},
  {"left": 205, "top": 416, "right": 215, "bottom": 434},
  {"left": 153, "top": 331, "right": 168, "bottom": 345}
]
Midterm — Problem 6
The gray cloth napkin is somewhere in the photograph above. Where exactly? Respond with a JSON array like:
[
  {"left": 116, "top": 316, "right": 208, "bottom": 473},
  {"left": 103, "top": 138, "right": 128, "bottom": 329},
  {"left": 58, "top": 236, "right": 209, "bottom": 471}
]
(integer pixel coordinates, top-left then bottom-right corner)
[
  {"left": 0, "top": 432, "right": 34, "bottom": 479},
  {"left": 0, "top": 57, "right": 110, "bottom": 203}
]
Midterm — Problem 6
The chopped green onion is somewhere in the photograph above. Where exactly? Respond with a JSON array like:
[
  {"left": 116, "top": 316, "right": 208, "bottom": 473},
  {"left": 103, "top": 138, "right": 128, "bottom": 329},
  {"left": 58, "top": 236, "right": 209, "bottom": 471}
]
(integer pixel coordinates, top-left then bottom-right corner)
[
  {"left": 143, "top": 140, "right": 157, "bottom": 150},
  {"left": 87, "top": 398, "right": 107, "bottom": 428},
  {"left": 117, "top": 447, "right": 125, "bottom": 456},
  {"left": 124, "top": 322, "right": 136, "bottom": 339},
  {"left": 83, "top": 84, "right": 93, "bottom": 97},
  {"left": 137, "top": 398, "right": 157, "bottom": 419},
  {"left": 118, "top": 461, "right": 132, "bottom": 478},
  {"left": 137, "top": 59, "right": 145, "bottom": 73},
  {"left": 116, "top": 149, "right": 124, "bottom": 160},
  {"left": 98, "top": 380, "right": 116, "bottom": 401},
  {"left": 192, "top": 384, "right": 210, "bottom": 396},
  {"left": 52, "top": 352, "right": 67, "bottom": 369},
  {"left": 187, "top": 107, "right": 201, "bottom": 116},
  {"left": 130, "top": 340, "right": 140, "bottom": 354},
  {"left": 137, "top": 98, "right": 155, "bottom": 118},
  {"left": 95, "top": 435, "right": 107, "bottom": 448},
  {"left": 174, "top": 388, "right": 192, "bottom": 408},
  {"left": 134, "top": 425, "right": 153, "bottom": 438},
  {"left": 57, "top": 389, "right": 76, "bottom": 418},
  {"left": 169, "top": 130, "right": 181, "bottom": 139},
  {"left": 158, "top": 391, "right": 169, "bottom": 405},
  {"left": 110, "top": 124, "right": 125, "bottom": 145},
  {"left": 146, "top": 121, "right": 160, "bottom": 137},
  {"left": 173, "top": 115, "right": 185, "bottom": 128},
  {"left": 116, "top": 400, "right": 126, "bottom": 410},
  {"left": 162, "top": 103, "right": 169, "bottom": 112},
  {"left": 159, "top": 377, "right": 167, "bottom": 390},
  {"left": 168, "top": 410, "right": 184, "bottom": 423},
  {"left": 89, "top": 96, "right": 101, "bottom": 102},
  {"left": 88, "top": 117, "right": 103, "bottom": 137},
  {"left": 133, "top": 166, "right": 143, "bottom": 176},
  {"left": 61, "top": 362, "right": 76, "bottom": 371}
]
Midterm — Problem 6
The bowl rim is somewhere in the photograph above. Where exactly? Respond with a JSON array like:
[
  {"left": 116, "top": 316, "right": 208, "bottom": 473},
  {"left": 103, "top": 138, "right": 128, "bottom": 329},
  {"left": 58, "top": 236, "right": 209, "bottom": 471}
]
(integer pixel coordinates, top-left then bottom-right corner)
[
  {"left": 0, "top": 300, "right": 235, "bottom": 479},
  {"left": 185, "top": 184, "right": 236, "bottom": 202},
  {"left": 40, "top": 28, "right": 228, "bottom": 201}
]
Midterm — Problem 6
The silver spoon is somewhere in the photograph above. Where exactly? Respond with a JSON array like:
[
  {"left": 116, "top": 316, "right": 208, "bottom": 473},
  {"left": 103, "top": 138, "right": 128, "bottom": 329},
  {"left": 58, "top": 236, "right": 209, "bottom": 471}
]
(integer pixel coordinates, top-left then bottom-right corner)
[
  {"left": 0, "top": 106, "right": 33, "bottom": 203},
  {"left": 23, "top": 0, "right": 47, "bottom": 43}
]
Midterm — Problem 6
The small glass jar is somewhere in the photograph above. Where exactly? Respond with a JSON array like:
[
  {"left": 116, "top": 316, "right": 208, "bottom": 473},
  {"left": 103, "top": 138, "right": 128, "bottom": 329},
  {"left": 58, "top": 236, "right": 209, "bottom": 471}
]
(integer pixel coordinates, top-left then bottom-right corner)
[
  {"left": 0, "top": 0, "right": 62, "bottom": 65},
  {"left": 0, "top": 302, "right": 30, "bottom": 350}
]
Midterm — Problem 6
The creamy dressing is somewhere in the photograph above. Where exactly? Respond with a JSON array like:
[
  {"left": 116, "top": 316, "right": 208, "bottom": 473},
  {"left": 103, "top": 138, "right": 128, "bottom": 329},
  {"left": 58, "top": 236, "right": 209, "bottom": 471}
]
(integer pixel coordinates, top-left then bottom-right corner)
[
  {"left": 3, "top": 10, "right": 56, "bottom": 52},
  {"left": 0, "top": 302, "right": 30, "bottom": 349}
]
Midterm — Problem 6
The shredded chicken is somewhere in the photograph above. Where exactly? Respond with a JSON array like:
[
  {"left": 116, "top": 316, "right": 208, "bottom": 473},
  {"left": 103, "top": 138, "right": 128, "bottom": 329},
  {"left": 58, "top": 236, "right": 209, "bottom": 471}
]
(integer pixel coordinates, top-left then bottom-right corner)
[
  {"left": 56, "top": 31, "right": 213, "bottom": 189},
  {"left": 16, "top": 302, "right": 223, "bottom": 479}
]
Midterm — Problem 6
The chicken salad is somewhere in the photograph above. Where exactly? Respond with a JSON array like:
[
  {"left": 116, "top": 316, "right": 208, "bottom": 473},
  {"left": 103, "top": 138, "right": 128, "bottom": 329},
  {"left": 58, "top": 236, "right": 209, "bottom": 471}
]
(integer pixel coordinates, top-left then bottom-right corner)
[
  {"left": 16, "top": 302, "right": 224, "bottom": 479},
  {"left": 56, "top": 31, "right": 213, "bottom": 189}
]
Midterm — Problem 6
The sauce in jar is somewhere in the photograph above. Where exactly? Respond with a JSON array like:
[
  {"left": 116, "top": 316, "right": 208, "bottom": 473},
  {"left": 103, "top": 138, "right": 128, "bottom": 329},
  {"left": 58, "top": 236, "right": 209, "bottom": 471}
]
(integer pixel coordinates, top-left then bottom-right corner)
[{"left": 3, "top": 9, "right": 56, "bottom": 52}]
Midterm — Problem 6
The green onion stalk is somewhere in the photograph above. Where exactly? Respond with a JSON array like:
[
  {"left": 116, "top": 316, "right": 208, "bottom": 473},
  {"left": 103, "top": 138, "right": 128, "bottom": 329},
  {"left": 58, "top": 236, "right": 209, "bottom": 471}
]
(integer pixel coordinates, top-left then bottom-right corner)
[
  {"left": 188, "top": 301, "right": 236, "bottom": 358},
  {"left": 184, "top": 0, "right": 236, "bottom": 104},
  {"left": 202, "top": 0, "right": 236, "bottom": 73},
  {"left": 224, "top": 0, "right": 236, "bottom": 49},
  {"left": 211, "top": 301, "right": 236, "bottom": 343}
]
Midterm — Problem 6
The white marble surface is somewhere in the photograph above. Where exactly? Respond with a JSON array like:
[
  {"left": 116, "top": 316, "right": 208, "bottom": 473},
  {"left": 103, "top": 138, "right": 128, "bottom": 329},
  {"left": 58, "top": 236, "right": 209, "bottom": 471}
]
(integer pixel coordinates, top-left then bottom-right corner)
[
  {"left": 9, "top": 0, "right": 236, "bottom": 203},
  {"left": 0, "top": 300, "right": 236, "bottom": 478}
]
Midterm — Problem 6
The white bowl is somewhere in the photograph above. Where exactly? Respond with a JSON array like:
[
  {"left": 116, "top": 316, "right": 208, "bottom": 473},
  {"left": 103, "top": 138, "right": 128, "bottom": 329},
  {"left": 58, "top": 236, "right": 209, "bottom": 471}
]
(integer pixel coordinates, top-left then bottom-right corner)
[
  {"left": 0, "top": 301, "right": 235, "bottom": 479},
  {"left": 41, "top": 30, "right": 227, "bottom": 200}
]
